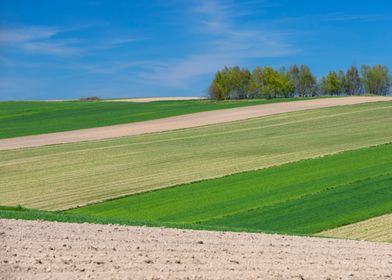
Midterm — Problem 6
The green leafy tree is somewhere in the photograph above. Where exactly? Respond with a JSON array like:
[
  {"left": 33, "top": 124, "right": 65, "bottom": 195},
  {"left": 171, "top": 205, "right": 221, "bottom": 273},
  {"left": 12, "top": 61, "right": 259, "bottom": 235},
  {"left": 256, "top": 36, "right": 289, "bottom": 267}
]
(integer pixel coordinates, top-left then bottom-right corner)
[
  {"left": 344, "top": 66, "right": 362, "bottom": 95},
  {"left": 361, "top": 65, "right": 391, "bottom": 95},
  {"left": 288, "top": 65, "right": 300, "bottom": 96},
  {"left": 278, "top": 68, "right": 295, "bottom": 98},
  {"left": 208, "top": 79, "right": 223, "bottom": 100},
  {"left": 226, "top": 66, "right": 251, "bottom": 99},
  {"left": 249, "top": 67, "right": 295, "bottom": 99},
  {"left": 321, "top": 71, "right": 344, "bottom": 96},
  {"left": 298, "top": 65, "right": 317, "bottom": 97},
  {"left": 208, "top": 66, "right": 250, "bottom": 100},
  {"left": 249, "top": 67, "right": 279, "bottom": 99}
]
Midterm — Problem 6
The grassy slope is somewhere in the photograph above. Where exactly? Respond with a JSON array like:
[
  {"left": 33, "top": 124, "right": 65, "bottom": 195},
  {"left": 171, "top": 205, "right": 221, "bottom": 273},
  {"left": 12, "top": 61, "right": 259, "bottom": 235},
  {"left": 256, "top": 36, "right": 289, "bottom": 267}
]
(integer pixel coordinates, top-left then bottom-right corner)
[
  {"left": 0, "top": 206, "right": 310, "bottom": 237},
  {"left": 68, "top": 144, "right": 392, "bottom": 234},
  {"left": 1, "top": 102, "right": 392, "bottom": 210},
  {"left": 0, "top": 98, "right": 313, "bottom": 139},
  {"left": 204, "top": 174, "right": 392, "bottom": 234}
]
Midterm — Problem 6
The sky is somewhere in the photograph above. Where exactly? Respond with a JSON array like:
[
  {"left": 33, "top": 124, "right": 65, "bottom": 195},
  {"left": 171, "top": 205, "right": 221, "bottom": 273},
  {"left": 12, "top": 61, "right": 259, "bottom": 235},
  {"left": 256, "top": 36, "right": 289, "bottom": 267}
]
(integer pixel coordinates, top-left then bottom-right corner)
[{"left": 0, "top": 0, "right": 391, "bottom": 100}]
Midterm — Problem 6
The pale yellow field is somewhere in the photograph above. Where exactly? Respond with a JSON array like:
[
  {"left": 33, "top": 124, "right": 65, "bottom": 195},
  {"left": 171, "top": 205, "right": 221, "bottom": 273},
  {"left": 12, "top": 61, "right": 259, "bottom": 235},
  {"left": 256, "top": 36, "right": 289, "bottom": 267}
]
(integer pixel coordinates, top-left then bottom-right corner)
[{"left": 318, "top": 214, "right": 392, "bottom": 243}]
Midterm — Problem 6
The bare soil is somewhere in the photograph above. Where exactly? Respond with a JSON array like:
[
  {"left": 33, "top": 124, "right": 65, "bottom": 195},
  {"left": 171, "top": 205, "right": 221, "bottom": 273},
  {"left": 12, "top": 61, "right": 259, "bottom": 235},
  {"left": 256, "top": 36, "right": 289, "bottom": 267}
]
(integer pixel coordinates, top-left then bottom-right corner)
[
  {"left": 1, "top": 219, "right": 391, "bottom": 280},
  {"left": 1, "top": 96, "right": 391, "bottom": 151},
  {"left": 107, "top": 97, "right": 206, "bottom": 102}
]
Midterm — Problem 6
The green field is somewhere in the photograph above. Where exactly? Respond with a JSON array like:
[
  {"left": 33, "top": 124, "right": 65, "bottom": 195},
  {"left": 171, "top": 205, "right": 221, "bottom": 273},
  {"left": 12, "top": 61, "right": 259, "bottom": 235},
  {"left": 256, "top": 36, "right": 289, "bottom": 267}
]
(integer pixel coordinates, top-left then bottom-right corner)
[
  {"left": 0, "top": 98, "right": 314, "bottom": 139},
  {"left": 1, "top": 101, "right": 392, "bottom": 210},
  {"left": 68, "top": 144, "right": 392, "bottom": 234},
  {"left": 0, "top": 206, "right": 308, "bottom": 236},
  {"left": 204, "top": 174, "right": 392, "bottom": 234}
]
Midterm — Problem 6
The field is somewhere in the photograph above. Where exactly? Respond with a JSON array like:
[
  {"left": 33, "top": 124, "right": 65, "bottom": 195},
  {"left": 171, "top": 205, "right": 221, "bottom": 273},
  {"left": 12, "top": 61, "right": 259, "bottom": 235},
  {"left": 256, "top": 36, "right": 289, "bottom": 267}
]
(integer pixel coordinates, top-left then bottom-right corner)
[
  {"left": 1, "top": 101, "right": 392, "bottom": 210},
  {"left": 204, "top": 173, "right": 392, "bottom": 234},
  {"left": 1, "top": 97, "right": 385, "bottom": 151},
  {"left": 0, "top": 98, "right": 310, "bottom": 139},
  {"left": 2, "top": 219, "right": 392, "bottom": 280},
  {"left": 318, "top": 213, "right": 392, "bottom": 242},
  {"left": 68, "top": 144, "right": 392, "bottom": 234},
  {"left": 2, "top": 98, "right": 392, "bottom": 280}
]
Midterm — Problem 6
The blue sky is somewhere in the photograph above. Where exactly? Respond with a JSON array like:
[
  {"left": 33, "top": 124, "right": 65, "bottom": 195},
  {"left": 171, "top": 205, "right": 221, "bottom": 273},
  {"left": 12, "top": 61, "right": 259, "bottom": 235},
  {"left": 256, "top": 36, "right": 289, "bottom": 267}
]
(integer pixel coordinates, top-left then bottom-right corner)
[{"left": 0, "top": 0, "right": 391, "bottom": 100}]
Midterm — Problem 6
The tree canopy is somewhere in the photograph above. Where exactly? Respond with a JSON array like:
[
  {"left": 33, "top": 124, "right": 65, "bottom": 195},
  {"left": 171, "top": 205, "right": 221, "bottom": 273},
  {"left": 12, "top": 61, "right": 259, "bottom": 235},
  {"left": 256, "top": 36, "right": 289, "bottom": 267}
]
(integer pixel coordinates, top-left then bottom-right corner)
[{"left": 209, "top": 64, "right": 391, "bottom": 100}]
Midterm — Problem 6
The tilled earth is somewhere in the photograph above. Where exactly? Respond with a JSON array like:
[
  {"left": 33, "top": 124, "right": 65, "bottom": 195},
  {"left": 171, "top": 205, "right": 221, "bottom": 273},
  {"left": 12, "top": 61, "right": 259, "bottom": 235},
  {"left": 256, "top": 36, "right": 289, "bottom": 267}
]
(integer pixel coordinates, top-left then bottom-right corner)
[{"left": 1, "top": 219, "right": 391, "bottom": 280}]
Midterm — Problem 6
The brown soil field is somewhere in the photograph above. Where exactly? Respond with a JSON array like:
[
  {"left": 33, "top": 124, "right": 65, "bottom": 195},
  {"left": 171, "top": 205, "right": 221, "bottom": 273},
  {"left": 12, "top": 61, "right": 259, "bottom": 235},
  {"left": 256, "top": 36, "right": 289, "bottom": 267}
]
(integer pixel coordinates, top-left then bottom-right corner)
[
  {"left": 319, "top": 214, "right": 392, "bottom": 243},
  {"left": 1, "top": 96, "right": 391, "bottom": 151},
  {"left": 1, "top": 219, "right": 391, "bottom": 280},
  {"left": 107, "top": 96, "right": 206, "bottom": 102}
]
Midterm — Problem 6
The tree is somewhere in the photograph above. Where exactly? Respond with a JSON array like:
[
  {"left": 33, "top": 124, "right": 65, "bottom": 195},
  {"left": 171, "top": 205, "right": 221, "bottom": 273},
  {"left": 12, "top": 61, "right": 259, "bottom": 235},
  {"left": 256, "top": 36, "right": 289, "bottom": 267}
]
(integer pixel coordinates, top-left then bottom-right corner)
[
  {"left": 320, "top": 71, "right": 344, "bottom": 96},
  {"left": 208, "top": 64, "right": 390, "bottom": 100},
  {"left": 278, "top": 68, "right": 295, "bottom": 98},
  {"left": 344, "top": 66, "right": 362, "bottom": 95},
  {"left": 337, "top": 70, "right": 346, "bottom": 95},
  {"left": 208, "top": 79, "right": 223, "bottom": 100},
  {"left": 361, "top": 65, "right": 391, "bottom": 95},
  {"left": 208, "top": 70, "right": 227, "bottom": 100},
  {"left": 208, "top": 66, "right": 251, "bottom": 100},
  {"left": 226, "top": 66, "right": 251, "bottom": 99},
  {"left": 249, "top": 67, "right": 295, "bottom": 99},
  {"left": 288, "top": 65, "right": 300, "bottom": 96},
  {"left": 298, "top": 65, "right": 317, "bottom": 97}
]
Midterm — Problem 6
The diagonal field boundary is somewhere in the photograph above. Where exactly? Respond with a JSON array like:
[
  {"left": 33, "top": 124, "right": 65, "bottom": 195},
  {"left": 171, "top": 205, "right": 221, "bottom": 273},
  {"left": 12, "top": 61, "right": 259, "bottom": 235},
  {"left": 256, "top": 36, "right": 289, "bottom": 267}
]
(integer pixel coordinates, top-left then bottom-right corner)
[{"left": 1, "top": 96, "right": 391, "bottom": 151}]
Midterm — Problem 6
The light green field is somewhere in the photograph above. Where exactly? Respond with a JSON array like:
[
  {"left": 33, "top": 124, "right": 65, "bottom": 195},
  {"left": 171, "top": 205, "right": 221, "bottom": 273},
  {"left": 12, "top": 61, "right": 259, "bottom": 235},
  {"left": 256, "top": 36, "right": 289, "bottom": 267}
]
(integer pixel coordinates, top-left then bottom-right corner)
[{"left": 1, "top": 101, "right": 392, "bottom": 210}]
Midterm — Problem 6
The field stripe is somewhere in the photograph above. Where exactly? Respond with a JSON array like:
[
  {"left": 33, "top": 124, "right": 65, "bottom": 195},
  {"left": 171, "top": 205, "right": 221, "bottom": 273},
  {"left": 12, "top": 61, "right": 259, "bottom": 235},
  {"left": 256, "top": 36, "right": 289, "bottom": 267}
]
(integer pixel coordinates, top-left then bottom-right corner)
[
  {"left": 1, "top": 96, "right": 391, "bottom": 150},
  {"left": 318, "top": 213, "right": 392, "bottom": 242},
  {"left": 202, "top": 174, "right": 392, "bottom": 234}
]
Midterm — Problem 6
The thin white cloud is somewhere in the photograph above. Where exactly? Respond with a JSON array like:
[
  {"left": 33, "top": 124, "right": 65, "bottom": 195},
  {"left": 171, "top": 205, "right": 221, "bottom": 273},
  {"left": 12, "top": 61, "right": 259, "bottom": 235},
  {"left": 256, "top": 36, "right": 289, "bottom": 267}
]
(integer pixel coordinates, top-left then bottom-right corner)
[
  {"left": 0, "top": 26, "right": 60, "bottom": 45},
  {"left": 275, "top": 13, "right": 389, "bottom": 25},
  {"left": 0, "top": 25, "right": 82, "bottom": 56},
  {"left": 22, "top": 41, "right": 81, "bottom": 56},
  {"left": 96, "top": 36, "right": 146, "bottom": 50},
  {"left": 139, "top": 0, "right": 296, "bottom": 88},
  {"left": 0, "top": 24, "right": 143, "bottom": 57}
]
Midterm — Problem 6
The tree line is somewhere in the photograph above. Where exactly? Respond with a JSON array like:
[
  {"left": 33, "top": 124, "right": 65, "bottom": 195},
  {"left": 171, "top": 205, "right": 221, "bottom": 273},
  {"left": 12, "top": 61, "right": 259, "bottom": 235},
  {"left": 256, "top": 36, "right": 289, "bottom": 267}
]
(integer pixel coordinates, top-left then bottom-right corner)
[{"left": 208, "top": 65, "right": 391, "bottom": 99}]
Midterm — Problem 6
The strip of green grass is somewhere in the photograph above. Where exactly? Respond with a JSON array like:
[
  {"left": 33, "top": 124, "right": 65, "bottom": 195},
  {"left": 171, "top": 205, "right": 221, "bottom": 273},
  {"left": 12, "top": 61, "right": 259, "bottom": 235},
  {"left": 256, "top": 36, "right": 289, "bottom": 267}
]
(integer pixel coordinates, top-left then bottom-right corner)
[
  {"left": 204, "top": 174, "right": 392, "bottom": 234},
  {"left": 0, "top": 98, "right": 314, "bottom": 139},
  {"left": 67, "top": 144, "right": 392, "bottom": 233},
  {"left": 1, "top": 102, "right": 392, "bottom": 210},
  {"left": 0, "top": 206, "right": 311, "bottom": 237}
]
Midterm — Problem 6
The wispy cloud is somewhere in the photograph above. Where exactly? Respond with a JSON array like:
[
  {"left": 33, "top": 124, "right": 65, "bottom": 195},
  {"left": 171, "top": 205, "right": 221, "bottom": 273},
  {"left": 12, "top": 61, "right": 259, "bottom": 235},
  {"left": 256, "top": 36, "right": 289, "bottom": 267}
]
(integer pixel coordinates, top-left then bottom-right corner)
[
  {"left": 21, "top": 41, "right": 82, "bottom": 56},
  {"left": 0, "top": 25, "right": 83, "bottom": 56},
  {"left": 138, "top": 0, "right": 296, "bottom": 88},
  {"left": 275, "top": 12, "right": 389, "bottom": 25},
  {"left": 0, "top": 26, "right": 60, "bottom": 45},
  {"left": 322, "top": 13, "right": 386, "bottom": 22},
  {"left": 96, "top": 36, "right": 146, "bottom": 50},
  {"left": 0, "top": 24, "right": 143, "bottom": 57}
]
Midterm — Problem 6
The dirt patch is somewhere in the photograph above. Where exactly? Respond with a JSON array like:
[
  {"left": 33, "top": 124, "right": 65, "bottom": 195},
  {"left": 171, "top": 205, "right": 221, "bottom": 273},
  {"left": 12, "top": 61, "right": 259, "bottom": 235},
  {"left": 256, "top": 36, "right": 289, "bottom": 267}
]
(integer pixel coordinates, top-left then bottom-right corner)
[
  {"left": 1, "top": 96, "right": 391, "bottom": 151},
  {"left": 1, "top": 219, "right": 391, "bottom": 280},
  {"left": 107, "top": 97, "right": 206, "bottom": 102}
]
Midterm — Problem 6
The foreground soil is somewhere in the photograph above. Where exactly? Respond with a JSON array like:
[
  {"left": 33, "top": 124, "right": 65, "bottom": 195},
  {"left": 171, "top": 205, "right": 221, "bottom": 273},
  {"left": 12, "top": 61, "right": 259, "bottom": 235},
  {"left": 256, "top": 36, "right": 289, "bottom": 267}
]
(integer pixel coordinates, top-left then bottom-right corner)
[
  {"left": 1, "top": 219, "right": 391, "bottom": 280},
  {"left": 1, "top": 96, "right": 391, "bottom": 150}
]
